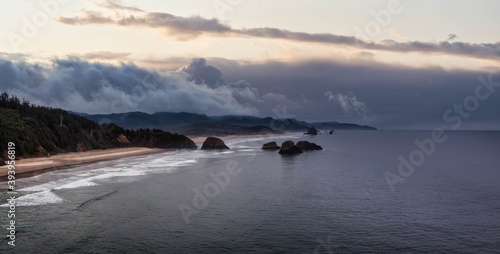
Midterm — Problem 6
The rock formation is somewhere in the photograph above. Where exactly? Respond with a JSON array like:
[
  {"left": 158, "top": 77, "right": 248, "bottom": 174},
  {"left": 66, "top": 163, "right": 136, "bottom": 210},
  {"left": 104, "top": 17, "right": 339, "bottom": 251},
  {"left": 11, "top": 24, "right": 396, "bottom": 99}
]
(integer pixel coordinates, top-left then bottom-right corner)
[
  {"left": 305, "top": 127, "right": 318, "bottom": 135},
  {"left": 262, "top": 142, "right": 280, "bottom": 150},
  {"left": 279, "top": 140, "right": 303, "bottom": 155},
  {"left": 201, "top": 137, "right": 230, "bottom": 150},
  {"left": 296, "top": 141, "right": 323, "bottom": 151}
]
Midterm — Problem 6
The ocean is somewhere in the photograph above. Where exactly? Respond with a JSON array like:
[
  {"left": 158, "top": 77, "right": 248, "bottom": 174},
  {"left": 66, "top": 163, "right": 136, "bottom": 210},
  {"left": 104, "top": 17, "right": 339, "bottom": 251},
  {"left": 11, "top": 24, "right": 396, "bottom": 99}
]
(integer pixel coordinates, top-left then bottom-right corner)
[{"left": 1, "top": 131, "right": 499, "bottom": 253}]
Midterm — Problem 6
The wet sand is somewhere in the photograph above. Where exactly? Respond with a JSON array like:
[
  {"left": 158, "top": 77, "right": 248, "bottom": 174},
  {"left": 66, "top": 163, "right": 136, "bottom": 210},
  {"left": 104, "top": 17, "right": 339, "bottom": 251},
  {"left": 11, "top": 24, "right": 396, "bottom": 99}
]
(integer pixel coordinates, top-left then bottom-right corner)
[{"left": 0, "top": 147, "right": 165, "bottom": 178}]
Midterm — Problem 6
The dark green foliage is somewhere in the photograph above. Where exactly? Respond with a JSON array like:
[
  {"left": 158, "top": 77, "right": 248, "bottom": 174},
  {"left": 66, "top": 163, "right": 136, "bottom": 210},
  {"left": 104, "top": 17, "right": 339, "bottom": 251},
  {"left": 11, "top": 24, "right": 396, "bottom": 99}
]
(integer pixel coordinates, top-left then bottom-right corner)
[{"left": 0, "top": 92, "right": 196, "bottom": 161}]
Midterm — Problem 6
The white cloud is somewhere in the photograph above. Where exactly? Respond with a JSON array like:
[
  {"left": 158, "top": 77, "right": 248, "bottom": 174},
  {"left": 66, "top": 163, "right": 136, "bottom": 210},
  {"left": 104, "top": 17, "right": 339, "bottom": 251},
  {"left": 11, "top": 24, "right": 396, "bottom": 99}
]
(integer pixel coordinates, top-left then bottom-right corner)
[
  {"left": 0, "top": 57, "right": 294, "bottom": 116},
  {"left": 325, "top": 91, "right": 375, "bottom": 121}
]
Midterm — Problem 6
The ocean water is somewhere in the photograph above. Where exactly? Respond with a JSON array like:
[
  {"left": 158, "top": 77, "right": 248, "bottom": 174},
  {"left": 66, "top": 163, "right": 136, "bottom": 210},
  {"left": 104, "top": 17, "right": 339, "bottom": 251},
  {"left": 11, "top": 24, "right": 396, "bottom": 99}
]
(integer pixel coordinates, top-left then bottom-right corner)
[{"left": 1, "top": 131, "right": 499, "bottom": 253}]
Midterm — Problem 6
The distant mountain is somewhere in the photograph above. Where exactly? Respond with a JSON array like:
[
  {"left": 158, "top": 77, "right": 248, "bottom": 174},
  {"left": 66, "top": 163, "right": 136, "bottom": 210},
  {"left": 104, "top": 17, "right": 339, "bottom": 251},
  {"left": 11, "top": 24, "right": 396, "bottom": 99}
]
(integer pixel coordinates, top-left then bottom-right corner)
[
  {"left": 76, "top": 111, "right": 377, "bottom": 135},
  {"left": 83, "top": 111, "right": 211, "bottom": 130},
  {"left": 0, "top": 93, "right": 196, "bottom": 163}
]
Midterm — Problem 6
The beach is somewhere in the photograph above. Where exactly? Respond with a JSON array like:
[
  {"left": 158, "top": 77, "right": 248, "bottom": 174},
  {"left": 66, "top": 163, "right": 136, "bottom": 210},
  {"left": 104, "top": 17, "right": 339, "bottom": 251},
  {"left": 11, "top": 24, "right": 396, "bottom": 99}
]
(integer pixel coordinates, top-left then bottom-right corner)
[
  {"left": 0, "top": 133, "right": 291, "bottom": 179},
  {"left": 0, "top": 147, "right": 167, "bottom": 178}
]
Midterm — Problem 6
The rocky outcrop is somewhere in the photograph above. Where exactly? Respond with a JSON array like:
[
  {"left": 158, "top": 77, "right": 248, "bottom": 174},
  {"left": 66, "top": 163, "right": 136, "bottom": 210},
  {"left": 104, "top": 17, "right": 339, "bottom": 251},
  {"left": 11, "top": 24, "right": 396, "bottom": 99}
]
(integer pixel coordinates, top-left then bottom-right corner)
[
  {"left": 133, "top": 132, "right": 197, "bottom": 149},
  {"left": 305, "top": 127, "right": 318, "bottom": 135},
  {"left": 201, "top": 137, "right": 230, "bottom": 150},
  {"left": 329, "top": 130, "right": 334, "bottom": 134},
  {"left": 296, "top": 141, "right": 323, "bottom": 151},
  {"left": 116, "top": 134, "right": 131, "bottom": 144},
  {"left": 262, "top": 142, "right": 280, "bottom": 150},
  {"left": 279, "top": 140, "right": 303, "bottom": 155}
]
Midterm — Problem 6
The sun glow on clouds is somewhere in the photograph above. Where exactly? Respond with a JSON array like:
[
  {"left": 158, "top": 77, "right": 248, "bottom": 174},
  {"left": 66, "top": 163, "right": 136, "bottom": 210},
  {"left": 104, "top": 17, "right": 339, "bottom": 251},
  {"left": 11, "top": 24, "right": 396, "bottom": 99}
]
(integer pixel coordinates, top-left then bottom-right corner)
[
  {"left": 1, "top": 0, "right": 498, "bottom": 72},
  {"left": 22, "top": 0, "right": 493, "bottom": 72}
]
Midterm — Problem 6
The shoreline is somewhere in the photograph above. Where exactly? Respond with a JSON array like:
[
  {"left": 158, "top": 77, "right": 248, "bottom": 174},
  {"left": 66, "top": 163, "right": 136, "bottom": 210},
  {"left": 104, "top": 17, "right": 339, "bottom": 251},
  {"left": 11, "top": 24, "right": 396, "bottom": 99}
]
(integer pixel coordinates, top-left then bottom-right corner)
[
  {"left": 0, "top": 133, "right": 295, "bottom": 180},
  {"left": 0, "top": 147, "right": 167, "bottom": 179}
]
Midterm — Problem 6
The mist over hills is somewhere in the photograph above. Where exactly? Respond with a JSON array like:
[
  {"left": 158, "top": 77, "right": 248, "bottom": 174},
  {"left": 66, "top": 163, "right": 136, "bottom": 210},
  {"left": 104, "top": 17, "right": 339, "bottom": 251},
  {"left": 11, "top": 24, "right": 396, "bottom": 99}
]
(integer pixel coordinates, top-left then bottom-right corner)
[{"left": 77, "top": 111, "right": 377, "bottom": 135}]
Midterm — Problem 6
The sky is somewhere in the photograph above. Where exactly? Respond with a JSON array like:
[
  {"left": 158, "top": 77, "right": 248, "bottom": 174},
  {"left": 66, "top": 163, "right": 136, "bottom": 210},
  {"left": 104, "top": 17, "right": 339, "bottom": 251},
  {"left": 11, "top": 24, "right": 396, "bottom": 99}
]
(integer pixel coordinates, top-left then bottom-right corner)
[{"left": 0, "top": 0, "right": 499, "bottom": 129}]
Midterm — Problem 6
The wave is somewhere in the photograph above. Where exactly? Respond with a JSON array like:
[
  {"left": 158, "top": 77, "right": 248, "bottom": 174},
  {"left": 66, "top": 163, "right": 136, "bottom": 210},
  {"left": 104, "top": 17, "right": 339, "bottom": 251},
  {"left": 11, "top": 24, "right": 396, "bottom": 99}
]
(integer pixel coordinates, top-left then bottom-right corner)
[
  {"left": 0, "top": 190, "right": 63, "bottom": 207},
  {"left": 2, "top": 138, "right": 267, "bottom": 207}
]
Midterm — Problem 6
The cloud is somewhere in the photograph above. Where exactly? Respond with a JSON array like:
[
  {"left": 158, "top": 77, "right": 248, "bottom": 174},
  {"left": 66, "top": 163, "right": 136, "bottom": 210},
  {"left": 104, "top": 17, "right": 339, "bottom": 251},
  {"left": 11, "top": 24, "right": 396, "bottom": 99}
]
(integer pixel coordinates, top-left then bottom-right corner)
[
  {"left": 0, "top": 52, "right": 28, "bottom": 61},
  {"left": 206, "top": 58, "right": 500, "bottom": 129},
  {"left": 2, "top": 54, "right": 499, "bottom": 129},
  {"left": 97, "top": 0, "right": 142, "bottom": 12},
  {"left": 55, "top": 1, "right": 500, "bottom": 61},
  {"left": 0, "top": 57, "right": 293, "bottom": 116},
  {"left": 57, "top": 2, "right": 230, "bottom": 39},
  {"left": 175, "top": 58, "right": 298, "bottom": 111},
  {"left": 78, "top": 51, "right": 131, "bottom": 60},
  {"left": 179, "top": 58, "right": 225, "bottom": 88},
  {"left": 325, "top": 91, "right": 375, "bottom": 121},
  {"left": 58, "top": 10, "right": 114, "bottom": 25},
  {"left": 447, "top": 34, "right": 458, "bottom": 41}
]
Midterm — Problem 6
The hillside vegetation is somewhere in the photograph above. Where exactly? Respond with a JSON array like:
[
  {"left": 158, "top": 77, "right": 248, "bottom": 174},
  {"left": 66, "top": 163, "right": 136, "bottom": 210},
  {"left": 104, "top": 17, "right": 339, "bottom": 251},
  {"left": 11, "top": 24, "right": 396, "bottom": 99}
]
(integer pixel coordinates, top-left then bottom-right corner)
[{"left": 0, "top": 92, "right": 196, "bottom": 164}]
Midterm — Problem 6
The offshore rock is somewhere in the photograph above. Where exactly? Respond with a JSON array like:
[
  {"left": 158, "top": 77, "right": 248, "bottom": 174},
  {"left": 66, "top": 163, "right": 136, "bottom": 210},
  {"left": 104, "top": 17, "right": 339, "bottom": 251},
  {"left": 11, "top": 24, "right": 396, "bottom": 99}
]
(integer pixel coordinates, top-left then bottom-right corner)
[
  {"left": 305, "top": 127, "right": 318, "bottom": 135},
  {"left": 262, "top": 142, "right": 280, "bottom": 150},
  {"left": 296, "top": 141, "right": 323, "bottom": 151},
  {"left": 279, "top": 140, "right": 303, "bottom": 155},
  {"left": 201, "top": 137, "right": 230, "bottom": 150}
]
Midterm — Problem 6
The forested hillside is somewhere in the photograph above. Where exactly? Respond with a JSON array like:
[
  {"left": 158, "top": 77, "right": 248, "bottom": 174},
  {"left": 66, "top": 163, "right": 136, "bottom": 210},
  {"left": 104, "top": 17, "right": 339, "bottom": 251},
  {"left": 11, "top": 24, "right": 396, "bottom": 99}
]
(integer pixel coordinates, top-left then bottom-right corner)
[{"left": 0, "top": 92, "right": 196, "bottom": 165}]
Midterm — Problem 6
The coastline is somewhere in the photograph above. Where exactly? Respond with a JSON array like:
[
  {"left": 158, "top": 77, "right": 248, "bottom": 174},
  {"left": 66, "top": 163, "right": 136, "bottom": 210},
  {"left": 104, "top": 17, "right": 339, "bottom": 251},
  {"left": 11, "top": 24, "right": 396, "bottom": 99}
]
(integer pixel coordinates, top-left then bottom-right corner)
[
  {"left": 0, "top": 133, "right": 295, "bottom": 180},
  {"left": 0, "top": 147, "right": 166, "bottom": 179}
]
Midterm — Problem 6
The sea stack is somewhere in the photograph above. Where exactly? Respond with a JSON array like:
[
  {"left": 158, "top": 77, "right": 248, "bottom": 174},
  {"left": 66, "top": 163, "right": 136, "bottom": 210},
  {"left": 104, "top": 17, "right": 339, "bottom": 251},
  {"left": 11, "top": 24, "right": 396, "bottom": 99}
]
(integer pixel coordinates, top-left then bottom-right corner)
[
  {"left": 262, "top": 142, "right": 280, "bottom": 150},
  {"left": 305, "top": 127, "right": 318, "bottom": 135},
  {"left": 296, "top": 141, "right": 323, "bottom": 151},
  {"left": 201, "top": 137, "right": 230, "bottom": 150},
  {"left": 279, "top": 140, "right": 303, "bottom": 155}
]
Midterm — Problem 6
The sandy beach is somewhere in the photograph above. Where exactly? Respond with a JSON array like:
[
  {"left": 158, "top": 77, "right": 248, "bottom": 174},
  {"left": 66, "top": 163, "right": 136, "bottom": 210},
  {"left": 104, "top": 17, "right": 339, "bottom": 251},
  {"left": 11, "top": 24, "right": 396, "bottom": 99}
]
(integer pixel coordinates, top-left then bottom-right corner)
[
  {"left": 0, "top": 147, "right": 165, "bottom": 178},
  {"left": 0, "top": 133, "right": 294, "bottom": 179}
]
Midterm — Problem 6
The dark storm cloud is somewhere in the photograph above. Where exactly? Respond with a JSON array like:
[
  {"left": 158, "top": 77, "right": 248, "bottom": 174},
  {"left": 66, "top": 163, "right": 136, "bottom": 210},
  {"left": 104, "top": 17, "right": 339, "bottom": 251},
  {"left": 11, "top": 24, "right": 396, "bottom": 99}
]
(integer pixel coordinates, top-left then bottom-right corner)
[
  {"left": 209, "top": 58, "right": 500, "bottom": 129},
  {"left": 1, "top": 55, "right": 498, "bottom": 129},
  {"left": 56, "top": 1, "right": 500, "bottom": 61},
  {"left": 0, "top": 57, "right": 295, "bottom": 116},
  {"left": 179, "top": 58, "right": 226, "bottom": 88}
]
